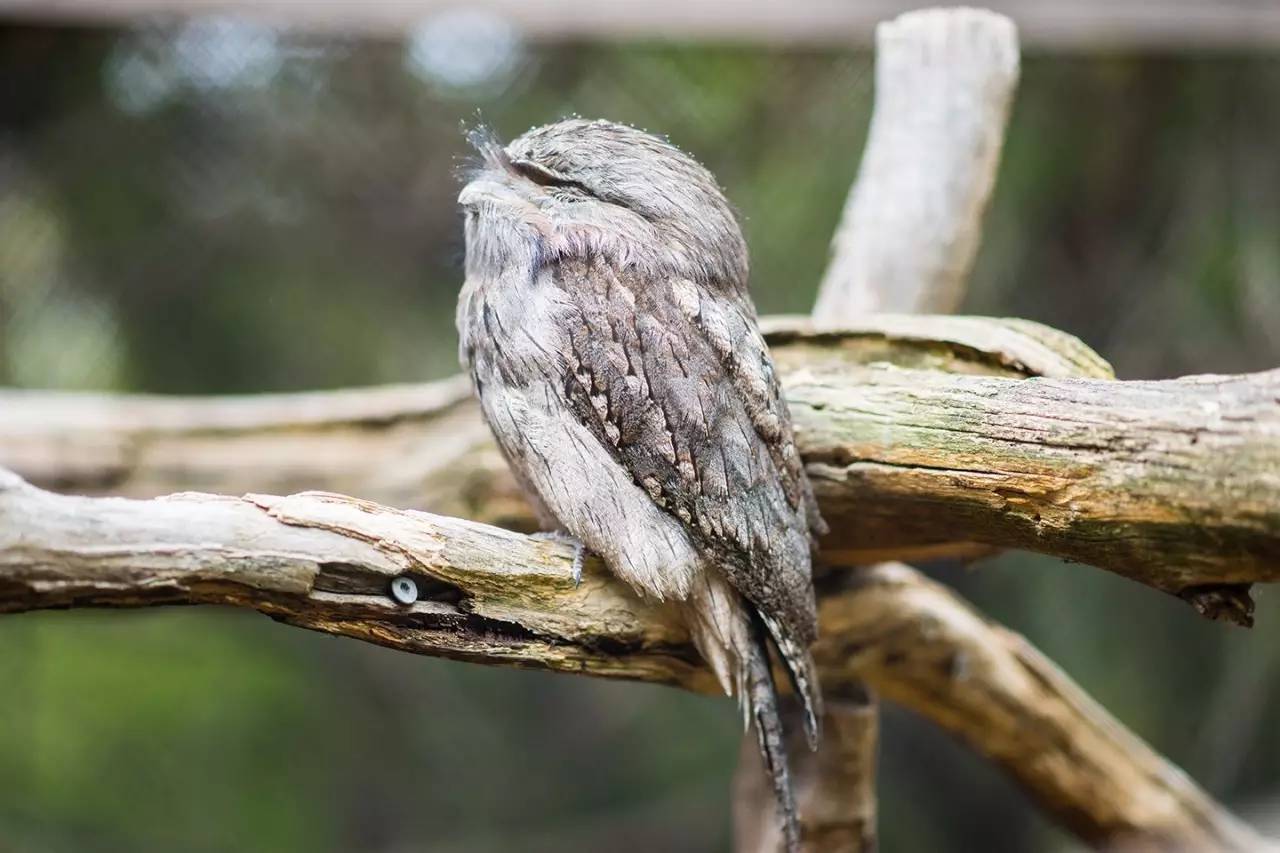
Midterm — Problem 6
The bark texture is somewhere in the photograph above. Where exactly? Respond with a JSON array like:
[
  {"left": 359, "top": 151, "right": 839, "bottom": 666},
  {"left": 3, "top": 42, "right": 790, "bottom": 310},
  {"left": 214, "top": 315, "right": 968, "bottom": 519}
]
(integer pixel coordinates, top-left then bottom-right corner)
[
  {"left": 0, "top": 314, "right": 1106, "bottom": 510},
  {"left": 812, "top": 7, "right": 1019, "bottom": 318},
  {"left": 760, "top": 11, "right": 1024, "bottom": 847},
  {"left": 5, "top": 316, "right": 1276, "bottom": 623},
  {"left": 0, "top": 470, "right": 1264, "bottom": 851}
]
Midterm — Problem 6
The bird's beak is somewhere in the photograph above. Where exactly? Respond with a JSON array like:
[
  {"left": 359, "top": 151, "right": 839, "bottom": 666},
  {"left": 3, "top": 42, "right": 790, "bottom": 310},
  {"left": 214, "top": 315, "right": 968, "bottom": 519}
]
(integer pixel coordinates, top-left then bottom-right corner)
[
  {"left": 459, "top": 179, "right": 502, "bottom": 208},
  {"left": 458, "top": 182, "right": 486, "bottom": 208},
  {"left": 459, "top": 176, "right": 530, "bottom": 210}
]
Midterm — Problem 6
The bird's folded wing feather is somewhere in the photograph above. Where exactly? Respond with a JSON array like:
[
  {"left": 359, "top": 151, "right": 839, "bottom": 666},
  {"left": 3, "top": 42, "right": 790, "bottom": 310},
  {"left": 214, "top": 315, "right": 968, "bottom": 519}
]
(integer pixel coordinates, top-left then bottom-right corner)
[{"left": 551, "top": 256, "right": 820, "bottom": 644}]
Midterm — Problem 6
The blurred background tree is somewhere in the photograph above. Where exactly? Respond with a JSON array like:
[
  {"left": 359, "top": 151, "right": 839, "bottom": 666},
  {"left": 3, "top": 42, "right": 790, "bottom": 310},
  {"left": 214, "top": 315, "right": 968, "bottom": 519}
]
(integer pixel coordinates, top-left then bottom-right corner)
[{"left": 0, "top": 8, "right": 1277, "bottom": 851}]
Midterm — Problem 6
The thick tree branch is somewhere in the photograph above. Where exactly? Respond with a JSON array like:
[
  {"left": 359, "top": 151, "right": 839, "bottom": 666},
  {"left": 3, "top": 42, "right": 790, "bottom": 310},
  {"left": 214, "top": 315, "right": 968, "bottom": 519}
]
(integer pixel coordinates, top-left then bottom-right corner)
[
  {"left": 0, "top": 313, "right": 1105, "bottom": 504},
  {"left": 770, "top": 11, "right": 1022, "bottom": 847},
  {"left": 5, "top": 316, "right": 1277, "bottom": 622},
  {"left": 792, "top": 356, "right": 1280, "bottom": 625},
  {"left": 0, "top": 470, "right": 1263, "bottom": 851},
  {"left": 812, "top": 7, "right": 1019, "bottom": 319}
]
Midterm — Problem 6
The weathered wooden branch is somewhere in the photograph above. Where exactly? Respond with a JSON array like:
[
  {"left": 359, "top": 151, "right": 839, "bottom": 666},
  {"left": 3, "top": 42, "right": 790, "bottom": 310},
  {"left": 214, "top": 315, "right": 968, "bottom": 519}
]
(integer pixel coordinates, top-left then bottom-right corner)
[
  {"left": 791, "top": 353, "right": 1280, "bottom": 626},
  {"left": 0, "top": 314, "right": 1107, "bottom": 505},
  {"left": 813, "top": 7, "right": 1019, "bottom": 318},
  {"left": 6, "top": 315, "right": 1277, "bottom": 623},
  {"left": 0, "top": 470, "right": 1263, "bottom": 850},
  {"left": 740, "top": 9, "right": 1023, "bottom": 847}
]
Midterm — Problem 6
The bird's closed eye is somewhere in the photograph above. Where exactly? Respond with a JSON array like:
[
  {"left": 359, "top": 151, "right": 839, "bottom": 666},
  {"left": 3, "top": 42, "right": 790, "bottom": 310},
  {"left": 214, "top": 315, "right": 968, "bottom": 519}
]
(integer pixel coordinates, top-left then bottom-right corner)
[{"left": 510, "top": 158, "right": 591, "bottom": 194}]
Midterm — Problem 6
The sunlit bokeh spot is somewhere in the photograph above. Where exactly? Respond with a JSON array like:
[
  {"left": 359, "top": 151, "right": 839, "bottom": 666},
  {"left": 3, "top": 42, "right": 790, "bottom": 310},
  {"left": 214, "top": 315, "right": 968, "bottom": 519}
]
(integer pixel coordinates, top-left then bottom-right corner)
[
  {"left": 173, "top": 17, "right": 282, "bottom": 91},
  {"left": 404, "top": 8, "right": 524, "bottom": 95}
]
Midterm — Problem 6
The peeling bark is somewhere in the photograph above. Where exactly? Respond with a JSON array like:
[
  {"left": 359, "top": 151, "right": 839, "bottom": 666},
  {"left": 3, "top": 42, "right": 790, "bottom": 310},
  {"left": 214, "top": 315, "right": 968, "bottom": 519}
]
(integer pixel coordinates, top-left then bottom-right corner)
[
  {"left": 0, "top": 471, "right": 1264, "bottom": 851},
  {"left": 5, "top": 317, "right": 1276, "bottom": 622},
  {"left": 767, "top": 12, "right": 1023, "bottom": 846}
]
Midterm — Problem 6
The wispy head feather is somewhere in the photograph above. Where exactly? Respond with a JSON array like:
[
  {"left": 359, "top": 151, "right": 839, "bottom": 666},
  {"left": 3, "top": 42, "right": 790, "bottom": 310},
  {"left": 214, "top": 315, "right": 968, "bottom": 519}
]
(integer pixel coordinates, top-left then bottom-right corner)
[{"left": 457, "top": 119, "right": 514, "bottom": 183}]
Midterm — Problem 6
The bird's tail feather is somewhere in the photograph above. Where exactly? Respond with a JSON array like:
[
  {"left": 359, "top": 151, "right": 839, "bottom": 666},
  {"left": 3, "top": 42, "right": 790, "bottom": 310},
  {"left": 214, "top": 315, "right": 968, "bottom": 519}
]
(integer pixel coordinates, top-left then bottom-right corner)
[
  {"left": 683, "top": 575, "right": 806, "bottom": 852},
  {"left": 745, "top": 610, "right": 802, "bottom": 852},
  {"left": 760, "top": 612, "right": 823, "bottom": 750}
]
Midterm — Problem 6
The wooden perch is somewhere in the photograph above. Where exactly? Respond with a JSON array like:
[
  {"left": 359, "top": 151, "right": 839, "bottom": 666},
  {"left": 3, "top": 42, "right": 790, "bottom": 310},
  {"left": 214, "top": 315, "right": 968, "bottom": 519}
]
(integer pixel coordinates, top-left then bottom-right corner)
[
  {"left": 0, "top": 469, "right": 1263, "bottom": 851},
  {"left": 812, "top": 7, "right": 1019, "bottom": 318},
  {"left": 5, "top": 315, "right": 1277, "bottom": 623},
  {"left": 767, "top": 11, "right": 1022, "bottom": 848}
]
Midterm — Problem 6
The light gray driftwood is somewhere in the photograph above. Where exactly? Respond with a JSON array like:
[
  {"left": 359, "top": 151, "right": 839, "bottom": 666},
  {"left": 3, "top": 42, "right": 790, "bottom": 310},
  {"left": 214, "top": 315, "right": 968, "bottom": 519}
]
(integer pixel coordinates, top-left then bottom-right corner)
[
  {"left": 755, "top": 10, "right": 1023, "bottom": 847},
  {"left": 4, "top": 316, "right": 1277, "bottom": 623},
  {"left": 742, "top": 8, "right": 1025, "bottom": 847},
  {"left": 0, "top": 314, "right": 1104, "bottom": 508},
  {"left": 812, "top": 8, "right": 1019, "bottom": 319},
  {"left": 0, "top": 470, "right": 1264, "bottom": 851}
]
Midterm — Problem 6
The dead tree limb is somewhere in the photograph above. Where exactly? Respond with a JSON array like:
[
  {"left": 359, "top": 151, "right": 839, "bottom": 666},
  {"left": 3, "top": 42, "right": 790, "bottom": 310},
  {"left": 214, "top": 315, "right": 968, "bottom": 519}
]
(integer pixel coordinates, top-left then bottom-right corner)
[
  {"left": 5, "top": 317, "right": 1276, "bottom": 623},
  {"left": 812, "top": 7, "right": 1019, "bottom": 318},
  {"left": 0, "top": 313, "right": 1106, "bottom": 506},
  {"left": 739, "top": 10, "right": 1023, "bottom": 849},
  {"left": 820, "top": 563, "right": 1267, "bottom": 851},
  {"left": 0, "top": 470, "right": 1263, "bottom": 851},
  {"left": 792, "top": 358, "right": 1280, "bottom": 625},
  {"left": 742, "top": 8, "right": 1018, "bottom": 845}
]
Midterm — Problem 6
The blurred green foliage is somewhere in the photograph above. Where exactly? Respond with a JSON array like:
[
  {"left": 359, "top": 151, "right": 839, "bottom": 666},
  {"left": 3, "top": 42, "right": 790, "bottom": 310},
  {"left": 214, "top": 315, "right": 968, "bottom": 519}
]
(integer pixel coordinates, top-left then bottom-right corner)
[{"left": 0, "top": 19, "right": 1277, "bottom": 853}]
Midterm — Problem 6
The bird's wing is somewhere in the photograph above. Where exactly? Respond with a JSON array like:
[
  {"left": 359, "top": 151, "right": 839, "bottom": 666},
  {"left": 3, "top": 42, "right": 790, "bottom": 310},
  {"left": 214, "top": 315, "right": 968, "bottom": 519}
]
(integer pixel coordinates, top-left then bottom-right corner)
[{"left": 552, "top": 255, "right": 822, "bottom": 655}]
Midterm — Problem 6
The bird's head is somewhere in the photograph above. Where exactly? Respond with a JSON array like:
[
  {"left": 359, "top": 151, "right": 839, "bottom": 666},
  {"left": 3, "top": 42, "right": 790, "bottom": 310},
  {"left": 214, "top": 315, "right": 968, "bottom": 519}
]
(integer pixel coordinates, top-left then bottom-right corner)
[{"left": 459, "top": 119, "right": 748, "bottom": 287}]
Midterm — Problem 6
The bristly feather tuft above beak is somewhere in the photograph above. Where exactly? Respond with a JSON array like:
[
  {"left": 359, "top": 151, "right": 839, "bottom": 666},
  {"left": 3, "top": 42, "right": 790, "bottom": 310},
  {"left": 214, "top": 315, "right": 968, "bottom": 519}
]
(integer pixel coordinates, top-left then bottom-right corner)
[{"left": 462, "top": 122, "right": 514, "bottom": 179}]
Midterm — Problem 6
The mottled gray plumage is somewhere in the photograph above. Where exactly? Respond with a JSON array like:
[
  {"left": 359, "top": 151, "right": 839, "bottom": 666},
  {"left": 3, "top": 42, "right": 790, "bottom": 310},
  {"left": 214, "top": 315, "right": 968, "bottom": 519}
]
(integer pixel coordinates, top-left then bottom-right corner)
[{"left": 456, "top": 118, "right": 824, "bottom": 849}]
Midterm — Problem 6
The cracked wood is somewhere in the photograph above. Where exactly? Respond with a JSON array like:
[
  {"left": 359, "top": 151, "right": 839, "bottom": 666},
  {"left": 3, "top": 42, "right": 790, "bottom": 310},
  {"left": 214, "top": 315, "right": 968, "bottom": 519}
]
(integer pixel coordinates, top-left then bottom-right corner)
[
  {"left": 3, "top": 314, "right": 1276, "bottom": 622},
  {"left": 0, "top": 470, "right": 1263, "bottom": 851}
]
